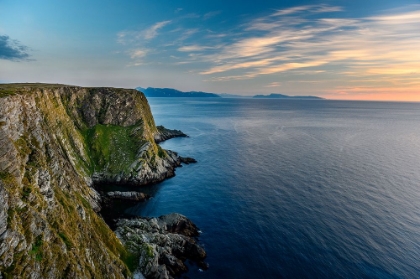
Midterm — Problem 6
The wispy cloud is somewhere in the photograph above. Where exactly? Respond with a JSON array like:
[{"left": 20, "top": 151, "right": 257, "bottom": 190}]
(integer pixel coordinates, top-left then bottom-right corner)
[
  {"left": 115, "top": 3, "right": 420, "bottom": 99},
  {"left": 119, "top": 48, "right": 150, "bottom": 67},
  {"left": 117, "top": 20, "right": 171, "bottom": 44},
  {"left": 191, "top": 4, "right": 420, "bottom": 88},
  {"left": 130, "top": 49, "right": 148, "bottom": 59},
  {"left": 265, "top": 82, "right": 281, "bottom": 88},
  {"left": 175, "top": 28, "right": 200, "bottom": 42},
  {"left": 368, "top": 10, "right": 420, "bottom": 24},
  {"left": 272, "top": 6, "right": 313, "bottom": 16},
  {"left": 144, "top": 21, "right": 171, "bottom": 40},
  {"left": 200, "top": 58, "right": 274, "bottom": 75},
  {"left": 0, "top": 35, "right": 31, "bottom": 61},
  {"left": 117, "top": 20, "right": 173, "bottom": 65},
  {"left": 178, "top": 45, "right": 211, "bottom": 52},
  {"left": 272, "top": 4, "right": 342, "bottom": 16}
]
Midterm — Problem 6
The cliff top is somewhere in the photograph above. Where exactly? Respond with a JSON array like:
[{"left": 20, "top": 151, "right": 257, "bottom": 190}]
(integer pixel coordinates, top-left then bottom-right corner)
[
  {"left": 0, "top": 83, "right": 74, "bottom": 98},
  {"left": 0, "top": 83, "right": 135, "bottom": 98}
]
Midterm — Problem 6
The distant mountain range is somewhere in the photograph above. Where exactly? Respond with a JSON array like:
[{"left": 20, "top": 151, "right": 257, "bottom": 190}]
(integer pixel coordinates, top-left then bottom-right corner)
[
  {"left": 217, "top": 93, "right": 248, "bottom": 98},
  {"left": 253, "top": 93, "right": 323, "bottom": 99},
  {"left": 136, "top": 87, "right": 220, "bottom": 98},
  {"left": 136, "top": 87, "right": 323, "bottom": 99}
]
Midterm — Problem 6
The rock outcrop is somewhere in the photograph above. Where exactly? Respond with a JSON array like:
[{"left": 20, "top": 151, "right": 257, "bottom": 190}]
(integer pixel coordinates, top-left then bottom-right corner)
[
  {"left": 154, "top": 126, "right": 188, "bottom": 143},
  {"left": 107, "top": 191, "right": 148, "bottom": 201},
  {"left": 116, "top": 213, "right": 207, "bottom": 279},
  {"left": 0, "top": 84, "right": 200, "bottom": 278},
  {"left": 180, "top": 157, "right": 197, "bottom": 164}
]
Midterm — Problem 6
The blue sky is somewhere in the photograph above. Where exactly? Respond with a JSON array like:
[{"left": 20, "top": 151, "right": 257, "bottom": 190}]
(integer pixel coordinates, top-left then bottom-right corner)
[{"left": 1, "top": 0, "right": 419, "bottom": 100}]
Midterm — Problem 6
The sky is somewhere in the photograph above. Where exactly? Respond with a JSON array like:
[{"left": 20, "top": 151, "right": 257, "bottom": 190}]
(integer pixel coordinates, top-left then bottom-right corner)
[{"left": 1, "top": 0, "right": 419, "bottom": 101}]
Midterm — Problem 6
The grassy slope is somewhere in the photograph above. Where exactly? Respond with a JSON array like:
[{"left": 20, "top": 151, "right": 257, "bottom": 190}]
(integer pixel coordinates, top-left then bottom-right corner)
[{"left": 82, "top": 124, "right": 146, "bottom": 174}]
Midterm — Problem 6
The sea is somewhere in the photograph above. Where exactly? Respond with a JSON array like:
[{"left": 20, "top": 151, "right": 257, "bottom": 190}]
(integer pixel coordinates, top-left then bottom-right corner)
[{"left": 125, "top": 98, "right": 420, "bottom": 279}]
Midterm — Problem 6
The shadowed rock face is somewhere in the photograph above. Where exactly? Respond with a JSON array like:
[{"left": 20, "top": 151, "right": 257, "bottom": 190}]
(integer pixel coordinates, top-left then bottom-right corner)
[{"left": 0, "top": 84, "right": 193, "bottom": 278}]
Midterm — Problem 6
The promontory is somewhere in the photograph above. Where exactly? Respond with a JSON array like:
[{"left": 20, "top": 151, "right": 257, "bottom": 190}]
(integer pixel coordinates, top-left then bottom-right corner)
[{"left": 0, "top": 84, "right": 205, "bottom": 278}]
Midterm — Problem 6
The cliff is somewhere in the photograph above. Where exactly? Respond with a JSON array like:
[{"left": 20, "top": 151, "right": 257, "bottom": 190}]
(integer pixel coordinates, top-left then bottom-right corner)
[{"left": 0, "top": 84, "right": 192, "bottom": 278}]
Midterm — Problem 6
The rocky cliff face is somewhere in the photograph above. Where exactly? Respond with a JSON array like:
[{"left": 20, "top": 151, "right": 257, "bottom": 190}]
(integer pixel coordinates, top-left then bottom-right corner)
[{"left": 0, "top": 84, "right": 187, "bottom": 278}]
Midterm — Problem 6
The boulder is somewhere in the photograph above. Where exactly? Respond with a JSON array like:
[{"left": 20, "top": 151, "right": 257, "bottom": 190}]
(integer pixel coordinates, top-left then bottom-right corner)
[
  {"left": 107, "top": 191, "right": 148, "bottom": 201},
  {"left": 179, "top": 157, "right": 197, "bottom": 164}
]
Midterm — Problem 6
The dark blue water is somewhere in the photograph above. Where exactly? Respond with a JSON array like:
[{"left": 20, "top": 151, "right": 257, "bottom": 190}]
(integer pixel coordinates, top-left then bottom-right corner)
[{"left": 126, "top": 98, "right": 420, "bottom": 278}]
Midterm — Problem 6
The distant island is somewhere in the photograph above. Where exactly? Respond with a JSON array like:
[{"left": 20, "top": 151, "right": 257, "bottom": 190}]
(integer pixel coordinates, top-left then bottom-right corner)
[
  {"left": 217, "top": 93, "right": 249, "bottom": 98},
  {"left": 253, "top": 93, "right": 323, "bottom": 99},
  {"left": 136, "top": 87, "right": 323, "bottom": 99},
  {"left": 136, "top": 87, "right": 220, "bottom": 98}
]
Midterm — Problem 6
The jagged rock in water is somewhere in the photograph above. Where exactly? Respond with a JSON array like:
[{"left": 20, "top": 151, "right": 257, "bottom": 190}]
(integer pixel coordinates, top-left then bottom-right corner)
[
  {"left": 0, "top": 84, "right": 198, "bottom": 278},
  {"left": 180, "top": 157, "right": 197, "bottom": 164},
  {"left": 116, "top": 213, "right": 207, "bottom": 279},
  {"left": 154, "top": 126, "right": 188, "bottom": 143},
  {"left": 107, "top": 191, "right": 148, "bottom": 201}
]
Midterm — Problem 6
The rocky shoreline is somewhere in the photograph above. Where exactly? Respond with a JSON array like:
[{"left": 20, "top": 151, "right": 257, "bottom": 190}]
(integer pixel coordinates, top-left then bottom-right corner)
[
  {"left": 97, "top": 181, "right": 207, "bottom": 279},
  {"left": 97, "top": 133, "right": 205, "bottom": 279},
  {"left": 116, "top": 214, "right": 207, "bottom": 279}
]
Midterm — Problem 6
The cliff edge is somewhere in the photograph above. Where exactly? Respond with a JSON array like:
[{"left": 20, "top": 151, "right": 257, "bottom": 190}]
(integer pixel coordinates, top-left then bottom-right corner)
[{"left": 0, "top": 84, "right": 197, "bottom": 278}]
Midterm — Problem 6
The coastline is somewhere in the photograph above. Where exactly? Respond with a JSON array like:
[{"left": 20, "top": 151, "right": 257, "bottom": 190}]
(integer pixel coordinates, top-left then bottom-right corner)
[{"left": 96, "top": 135, "right": 207, "bottom": 279}]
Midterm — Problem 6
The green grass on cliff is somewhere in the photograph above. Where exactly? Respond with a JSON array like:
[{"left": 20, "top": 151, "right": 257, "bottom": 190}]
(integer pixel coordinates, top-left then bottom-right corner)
[
  {"left": 82, "top": 124, "right": 142, "bottom": 174},
  {"left": 0, "top": 89, "right": 15, "bottom": 98},
  {"left": 29, "top": 235, "right": 43, "bottom": 261},
  {"left": 0, "top": 83, "right": 70, "bottom": 98}
]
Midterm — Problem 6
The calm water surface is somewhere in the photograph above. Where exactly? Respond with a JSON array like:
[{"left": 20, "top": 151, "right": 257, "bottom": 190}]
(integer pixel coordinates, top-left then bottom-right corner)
[{"left": 126, "top": 98, "right": 420, "bottom": 279}]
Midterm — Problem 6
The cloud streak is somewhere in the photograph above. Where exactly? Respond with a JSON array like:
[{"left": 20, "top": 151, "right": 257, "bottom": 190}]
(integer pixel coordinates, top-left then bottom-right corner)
[
  {"left": 0, "top": 35, "right": 30, "bottom": 61},
  {"left": 117, "top": 20, "right": 171, "bottom": 45},
  {"left": 178, "top": 45, "right": 212, "bottom": 52},
  {"left": 188, "top": 4, "right": 420, "bottom": 88},
  {"left": 272, "top": 4, "right": 342, "bottom": 16},
  {"left": 130, "top": 49, "right": 148, "bottom": 59},
  {"left": 115, "top": 4, "right": 420, "bottom": 99},
  {"left": 144, "top": 21, "right": 171, "bottom": 40}
]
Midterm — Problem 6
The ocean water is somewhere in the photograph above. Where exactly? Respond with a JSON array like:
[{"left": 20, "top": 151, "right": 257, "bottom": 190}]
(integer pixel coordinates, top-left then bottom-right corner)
[{"left": 126, "top": 98, "right": 420, "bottom": 278}]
